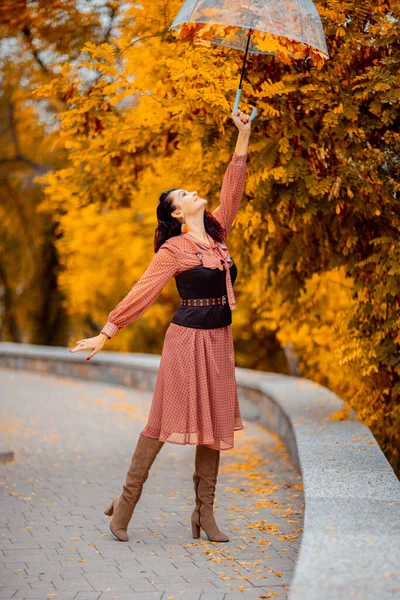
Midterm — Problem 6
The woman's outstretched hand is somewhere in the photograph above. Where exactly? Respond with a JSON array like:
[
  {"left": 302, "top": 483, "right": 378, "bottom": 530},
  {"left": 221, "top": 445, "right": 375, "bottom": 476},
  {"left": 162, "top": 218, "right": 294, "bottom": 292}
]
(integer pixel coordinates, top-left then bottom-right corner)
[
  {"left": 231, "top": 109, "right": 251, "bottom": 133},
  {"left": 69, "top": 333, "right": 108, "bottom": 361}
]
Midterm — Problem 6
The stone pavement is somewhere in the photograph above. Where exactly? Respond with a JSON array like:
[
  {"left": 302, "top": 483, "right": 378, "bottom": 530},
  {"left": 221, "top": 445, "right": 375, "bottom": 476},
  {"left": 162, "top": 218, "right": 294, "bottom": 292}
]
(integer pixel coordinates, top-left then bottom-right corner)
[{"left": 0, "top": 366, "right": 303, "bottom": 600}]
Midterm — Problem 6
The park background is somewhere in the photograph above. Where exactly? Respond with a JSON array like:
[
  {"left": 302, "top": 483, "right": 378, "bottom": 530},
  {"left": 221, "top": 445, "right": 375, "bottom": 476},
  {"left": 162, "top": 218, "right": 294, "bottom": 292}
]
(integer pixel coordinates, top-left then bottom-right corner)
[{"left": 0, "top": 0, "right": 399, "bottom": 475}]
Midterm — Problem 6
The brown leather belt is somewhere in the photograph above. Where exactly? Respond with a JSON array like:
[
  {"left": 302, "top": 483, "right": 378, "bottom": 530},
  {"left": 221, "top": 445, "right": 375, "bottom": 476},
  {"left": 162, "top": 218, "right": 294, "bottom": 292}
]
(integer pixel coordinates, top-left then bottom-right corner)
[{"left": 180, "top": 294, "right": 228, "bottom": 307}]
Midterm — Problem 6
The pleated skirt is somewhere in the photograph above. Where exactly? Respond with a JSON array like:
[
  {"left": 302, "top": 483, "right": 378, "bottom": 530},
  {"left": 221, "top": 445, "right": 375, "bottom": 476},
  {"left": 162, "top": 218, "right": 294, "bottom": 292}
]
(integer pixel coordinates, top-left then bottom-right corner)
[{"left": 140, "top": 322, "right": 244, "bottom": 451}]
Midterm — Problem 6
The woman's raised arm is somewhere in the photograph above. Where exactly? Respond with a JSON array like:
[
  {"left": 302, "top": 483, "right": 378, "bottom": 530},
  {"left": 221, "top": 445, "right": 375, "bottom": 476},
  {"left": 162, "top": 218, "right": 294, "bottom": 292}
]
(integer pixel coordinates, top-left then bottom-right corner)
[{"left": 212, "top": 111, "right": 251, "bottom": 238}]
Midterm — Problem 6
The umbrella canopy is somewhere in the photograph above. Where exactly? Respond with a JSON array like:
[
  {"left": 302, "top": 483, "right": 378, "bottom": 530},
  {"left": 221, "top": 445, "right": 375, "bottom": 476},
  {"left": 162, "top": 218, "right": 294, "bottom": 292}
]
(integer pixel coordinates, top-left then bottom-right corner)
[
  {"left": 169, "top": 0, "right": 329, "bottom": 121},
  {"left": 169, "top": 0, "right": 329, "bottom": 59}
]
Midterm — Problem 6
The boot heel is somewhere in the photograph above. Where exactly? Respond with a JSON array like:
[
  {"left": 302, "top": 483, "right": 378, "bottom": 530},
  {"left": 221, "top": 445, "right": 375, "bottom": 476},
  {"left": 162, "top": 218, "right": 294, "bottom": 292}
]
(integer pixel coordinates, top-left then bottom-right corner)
[
  {"left": 104, "top": 499, "right": 115, "bottom": 516},
  {"left": 191, "top": 521, "right": 200, "bottom": 539}
]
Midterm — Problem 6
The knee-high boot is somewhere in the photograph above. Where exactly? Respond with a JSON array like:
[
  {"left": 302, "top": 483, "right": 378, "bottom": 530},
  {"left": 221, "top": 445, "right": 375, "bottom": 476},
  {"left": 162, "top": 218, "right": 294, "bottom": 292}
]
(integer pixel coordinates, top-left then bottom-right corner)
[
  {"left": 104, "top": 433, "right": 164, "bottom": 541},
  {"left": 191, "top": 444, "right": 229, "bottom": 542}
]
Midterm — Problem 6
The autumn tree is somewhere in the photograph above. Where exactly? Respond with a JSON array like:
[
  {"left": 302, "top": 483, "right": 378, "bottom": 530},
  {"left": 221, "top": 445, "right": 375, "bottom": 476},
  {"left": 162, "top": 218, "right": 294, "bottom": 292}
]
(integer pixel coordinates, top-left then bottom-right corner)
[
  {"left": 1, "top": 1, "right": 399, "bottom": 471},
  {"left": 0, "top": 0, "right": 119, "bottom": 344}
]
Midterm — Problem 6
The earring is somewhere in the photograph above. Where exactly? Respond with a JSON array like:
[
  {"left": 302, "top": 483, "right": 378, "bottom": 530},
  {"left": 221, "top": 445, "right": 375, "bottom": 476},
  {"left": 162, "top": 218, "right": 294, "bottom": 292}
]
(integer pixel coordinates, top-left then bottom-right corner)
[{"left": 181, "top": 215, "right": 188, "bottom": 234}]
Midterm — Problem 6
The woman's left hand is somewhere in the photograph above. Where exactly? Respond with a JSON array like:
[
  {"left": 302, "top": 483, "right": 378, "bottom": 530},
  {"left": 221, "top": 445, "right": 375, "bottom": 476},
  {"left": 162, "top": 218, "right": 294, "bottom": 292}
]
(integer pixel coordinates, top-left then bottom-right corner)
[
  {"left": 68, "top": 334, "right": 107, "bottom": 361},
  {"left": 231, "top": 109, "right": 252, "bottom": 133}
]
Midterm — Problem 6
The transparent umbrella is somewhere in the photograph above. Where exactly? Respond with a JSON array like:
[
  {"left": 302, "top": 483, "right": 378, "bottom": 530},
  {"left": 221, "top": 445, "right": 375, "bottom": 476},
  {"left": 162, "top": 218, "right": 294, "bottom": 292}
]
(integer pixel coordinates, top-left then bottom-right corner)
[{"left": 169, "top": 0, "right": 329, "bottom": 121}]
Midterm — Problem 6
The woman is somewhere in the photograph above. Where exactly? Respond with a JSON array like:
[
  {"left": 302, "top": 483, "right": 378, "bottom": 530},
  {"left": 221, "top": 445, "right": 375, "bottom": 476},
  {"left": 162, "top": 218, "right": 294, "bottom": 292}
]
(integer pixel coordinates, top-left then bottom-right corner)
[{"left": 70, "top": 108, "right": 251, "bottom": 544}]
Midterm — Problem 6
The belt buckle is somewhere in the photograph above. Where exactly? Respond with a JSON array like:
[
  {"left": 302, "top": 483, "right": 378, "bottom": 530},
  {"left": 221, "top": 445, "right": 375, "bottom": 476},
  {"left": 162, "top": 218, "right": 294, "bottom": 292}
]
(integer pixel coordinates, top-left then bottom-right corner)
[{"left": 222, "top": 294, "right": 227, "bottom": 305}]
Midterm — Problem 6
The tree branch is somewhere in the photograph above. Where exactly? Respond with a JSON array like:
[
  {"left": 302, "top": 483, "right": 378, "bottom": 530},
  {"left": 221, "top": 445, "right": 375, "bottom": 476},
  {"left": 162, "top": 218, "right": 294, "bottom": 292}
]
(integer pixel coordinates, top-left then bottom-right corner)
[
  {"left": 120, "top": 28, "right": 170, "bottom": 55},
  {"left": 0, "top": 101, "right": 48, "bottom": 173},
  {"left": 21, "top": 26, "right": 50, "bottom": 75}
]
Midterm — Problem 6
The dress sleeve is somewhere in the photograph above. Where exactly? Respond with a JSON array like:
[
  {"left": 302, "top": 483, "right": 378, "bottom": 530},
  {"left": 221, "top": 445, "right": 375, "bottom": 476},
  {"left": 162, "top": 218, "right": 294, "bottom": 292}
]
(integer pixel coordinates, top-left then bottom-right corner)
[
  {"left": 100, "top": 242, "right": 180, "bottom": 339},
  {"left": 212, "top": 151, "right": 248, "bottom": 239}
]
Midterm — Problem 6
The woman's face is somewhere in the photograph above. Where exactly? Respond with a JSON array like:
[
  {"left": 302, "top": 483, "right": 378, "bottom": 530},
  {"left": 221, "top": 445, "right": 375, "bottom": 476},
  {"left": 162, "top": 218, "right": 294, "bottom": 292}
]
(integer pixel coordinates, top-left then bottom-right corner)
[{"left": 170, "top": 188, "right": 207, "bottom": 221}]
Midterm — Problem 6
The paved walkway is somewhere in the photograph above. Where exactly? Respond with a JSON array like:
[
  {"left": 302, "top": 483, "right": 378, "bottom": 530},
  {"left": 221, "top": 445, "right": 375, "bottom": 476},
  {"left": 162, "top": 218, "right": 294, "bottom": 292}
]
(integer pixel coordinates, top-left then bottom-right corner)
[{"left": 0, "top": 366, "right": 303, "bottom": 600}]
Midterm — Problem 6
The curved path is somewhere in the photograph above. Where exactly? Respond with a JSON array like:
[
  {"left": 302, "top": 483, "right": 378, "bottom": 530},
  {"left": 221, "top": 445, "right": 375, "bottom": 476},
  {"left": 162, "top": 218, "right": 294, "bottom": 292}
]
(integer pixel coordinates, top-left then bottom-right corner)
[{"left": 0, "top": 367, "right": 303, "bottom": 600}]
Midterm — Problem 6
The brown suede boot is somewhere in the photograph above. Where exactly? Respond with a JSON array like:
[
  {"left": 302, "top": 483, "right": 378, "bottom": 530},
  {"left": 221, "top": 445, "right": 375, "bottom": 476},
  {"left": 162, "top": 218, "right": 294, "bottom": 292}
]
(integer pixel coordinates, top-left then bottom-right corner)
[
  {"left": 191, "top": 470, "right": 201, "bottom": 535},
  {"left": 190, "top": 445, "right": 229, "bottom": 542},
  {"left": 104, "top": 434, "right": 164, "bottom": 541}
]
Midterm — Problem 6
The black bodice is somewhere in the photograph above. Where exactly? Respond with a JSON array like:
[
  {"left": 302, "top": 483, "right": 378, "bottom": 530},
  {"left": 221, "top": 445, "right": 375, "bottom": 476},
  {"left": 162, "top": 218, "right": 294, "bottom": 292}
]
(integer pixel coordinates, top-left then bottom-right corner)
[{"left": 171, "top": 259, "right": 238, "bottom": 329}]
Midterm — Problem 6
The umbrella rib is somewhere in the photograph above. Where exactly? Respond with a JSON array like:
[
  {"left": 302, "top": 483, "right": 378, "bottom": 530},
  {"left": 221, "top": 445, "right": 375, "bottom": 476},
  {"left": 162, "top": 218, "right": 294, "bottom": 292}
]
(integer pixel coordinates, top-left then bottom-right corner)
[
  {"left": 263, "top": 4, "right": 279, "bottom": 37},
  {"left": 188, "top": 0, "right": 200, "bottom": 24},
  {"left": 295, "top": 0, "right": 305, "bottom": 44},
  {"left": 243, "top": 0, "right": 253, "bottom": 29}
]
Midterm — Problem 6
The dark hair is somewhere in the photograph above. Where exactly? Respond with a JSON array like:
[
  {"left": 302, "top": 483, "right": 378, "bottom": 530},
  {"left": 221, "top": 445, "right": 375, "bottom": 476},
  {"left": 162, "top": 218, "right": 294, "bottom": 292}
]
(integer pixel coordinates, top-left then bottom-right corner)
[{"left": 154, "top": 188, "right": 226, "bottom": 252}]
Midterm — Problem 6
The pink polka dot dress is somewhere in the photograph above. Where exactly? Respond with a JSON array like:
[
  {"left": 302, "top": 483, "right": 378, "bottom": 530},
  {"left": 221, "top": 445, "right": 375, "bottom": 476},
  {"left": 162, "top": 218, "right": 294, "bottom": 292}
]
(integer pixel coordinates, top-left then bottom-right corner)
[{"left": 101, "top": 151, "right": 248, "bottom": 451}]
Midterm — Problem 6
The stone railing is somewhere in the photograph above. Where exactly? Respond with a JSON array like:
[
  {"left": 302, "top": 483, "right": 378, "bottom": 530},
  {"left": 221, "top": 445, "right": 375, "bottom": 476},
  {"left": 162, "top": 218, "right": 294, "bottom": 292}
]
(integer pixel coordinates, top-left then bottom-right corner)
[{"left": 1, "top": 342, "right": 399, "bottom": 600}]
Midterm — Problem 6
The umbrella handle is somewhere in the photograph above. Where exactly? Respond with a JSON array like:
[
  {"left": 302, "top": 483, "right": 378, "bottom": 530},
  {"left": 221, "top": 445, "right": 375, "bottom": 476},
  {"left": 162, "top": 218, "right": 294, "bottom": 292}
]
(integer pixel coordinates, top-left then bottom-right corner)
[{"left": 234, "top": 88, "right": 257, "bottom": 122}]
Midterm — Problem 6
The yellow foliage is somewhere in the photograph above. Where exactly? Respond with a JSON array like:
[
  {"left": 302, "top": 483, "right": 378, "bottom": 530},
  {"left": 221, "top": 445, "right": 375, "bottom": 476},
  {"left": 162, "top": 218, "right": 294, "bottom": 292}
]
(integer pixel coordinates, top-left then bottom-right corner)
[{"left": 1, "top": 0, "right": 399, "bottom": 474}]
